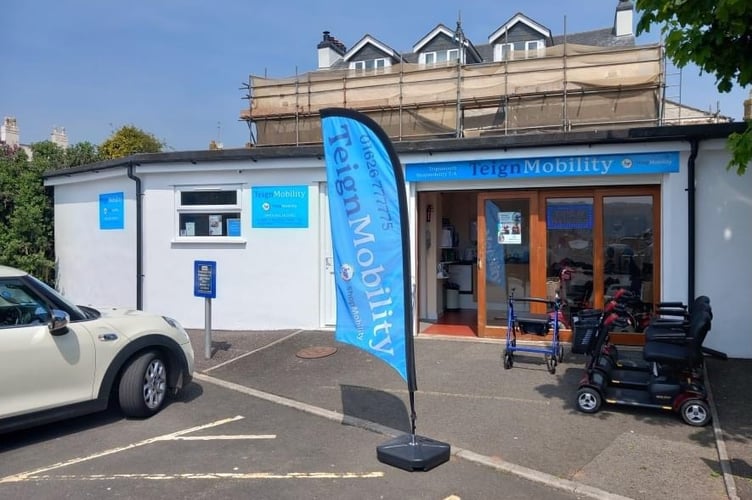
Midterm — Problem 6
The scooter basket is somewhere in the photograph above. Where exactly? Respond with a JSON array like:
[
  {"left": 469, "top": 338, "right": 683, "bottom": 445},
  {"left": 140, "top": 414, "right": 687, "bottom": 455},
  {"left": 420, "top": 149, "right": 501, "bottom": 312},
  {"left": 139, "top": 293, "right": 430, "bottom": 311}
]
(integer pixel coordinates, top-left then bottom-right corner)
[{"left": 572, "top": 309, "right": 602, "bottom": 354}]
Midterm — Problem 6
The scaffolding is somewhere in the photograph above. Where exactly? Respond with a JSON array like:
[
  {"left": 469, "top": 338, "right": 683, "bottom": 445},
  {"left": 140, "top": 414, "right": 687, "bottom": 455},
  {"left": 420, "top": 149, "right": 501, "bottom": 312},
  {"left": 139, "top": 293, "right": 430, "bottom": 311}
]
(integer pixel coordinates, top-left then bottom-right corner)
[{"left": 241, "top": 43, "right": 664, "bottom": 147}]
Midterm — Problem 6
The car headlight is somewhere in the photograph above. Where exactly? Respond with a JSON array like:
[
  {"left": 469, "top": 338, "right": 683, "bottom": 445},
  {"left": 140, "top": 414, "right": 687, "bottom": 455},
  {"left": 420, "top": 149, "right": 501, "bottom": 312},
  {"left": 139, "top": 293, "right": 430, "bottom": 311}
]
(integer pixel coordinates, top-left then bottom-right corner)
[{"left": 163, "top": 316, "right": 190, "bottom": 343}]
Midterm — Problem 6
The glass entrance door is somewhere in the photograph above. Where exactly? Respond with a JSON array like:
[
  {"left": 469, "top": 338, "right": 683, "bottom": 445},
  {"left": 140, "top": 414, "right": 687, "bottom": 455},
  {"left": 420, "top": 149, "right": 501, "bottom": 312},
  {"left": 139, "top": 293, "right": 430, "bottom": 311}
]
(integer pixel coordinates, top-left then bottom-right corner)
[
  {"left": 474, "top": 187, "right": 659, "bottom": 339},
  {"left": 477, "top": 192, "right": 538, "bottom": 336}
]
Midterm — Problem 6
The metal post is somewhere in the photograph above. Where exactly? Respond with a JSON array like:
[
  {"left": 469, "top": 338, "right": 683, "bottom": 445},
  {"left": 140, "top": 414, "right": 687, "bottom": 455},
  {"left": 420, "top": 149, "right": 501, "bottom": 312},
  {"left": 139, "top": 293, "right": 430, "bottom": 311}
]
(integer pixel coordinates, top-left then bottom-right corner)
[{"left": 204, "top": 298, "right": 212, "bottom": 360}]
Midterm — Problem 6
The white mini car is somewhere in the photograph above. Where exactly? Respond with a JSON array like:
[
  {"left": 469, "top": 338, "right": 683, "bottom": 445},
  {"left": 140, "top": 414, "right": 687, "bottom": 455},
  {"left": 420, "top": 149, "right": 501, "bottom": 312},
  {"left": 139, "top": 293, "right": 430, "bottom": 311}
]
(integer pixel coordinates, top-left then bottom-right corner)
[{"left": 0, "top": 265, "right": 194, "bottom": 433}]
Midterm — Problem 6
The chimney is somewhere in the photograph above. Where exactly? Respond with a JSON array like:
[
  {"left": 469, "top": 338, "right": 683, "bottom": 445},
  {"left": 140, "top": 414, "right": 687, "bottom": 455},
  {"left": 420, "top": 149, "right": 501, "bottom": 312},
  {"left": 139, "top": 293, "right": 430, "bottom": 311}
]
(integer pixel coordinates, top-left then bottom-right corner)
[
  {"left": 744, "top": 90, "right": 752, "bottom": 120},
  {"left": 614, "top": 0, "right": 634, "bottom": 37},
  {"left": 317, "top": 31, "right": 346, "bottom": 70},
  {"left": 50, "top": 126, "right": 68, "bottom": 149},
  {"left": 1, "top": 116, "right": 20, "bottom": 146}
]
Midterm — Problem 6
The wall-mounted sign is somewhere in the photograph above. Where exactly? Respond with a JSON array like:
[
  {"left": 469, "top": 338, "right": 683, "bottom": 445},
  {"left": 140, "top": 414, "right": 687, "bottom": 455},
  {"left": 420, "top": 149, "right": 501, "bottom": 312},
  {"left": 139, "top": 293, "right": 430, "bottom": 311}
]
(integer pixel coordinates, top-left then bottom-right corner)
[
  {"left": 99, "top": 192, "right": 124, "bottom": 230},
  {"left": 251, "top": 185, "right": 308, "bottom": 228},
  {"left": 193, "top": 260, "right": 217, "bottom": 299},
  {"left": 405, "top": 151, "right": 680, "bottom": 182}
]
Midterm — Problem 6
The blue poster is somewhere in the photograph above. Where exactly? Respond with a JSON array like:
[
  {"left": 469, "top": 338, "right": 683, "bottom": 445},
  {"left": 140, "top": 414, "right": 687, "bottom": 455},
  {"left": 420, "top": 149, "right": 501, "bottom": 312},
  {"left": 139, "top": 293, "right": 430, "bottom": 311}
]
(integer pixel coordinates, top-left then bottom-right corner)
[
  {"left": 99, "top": 192, "right": 124, "bottom": 230},
  {"left": 251, "top": 185, "right": 308, "bottom": 228},
  {"left": 321, "top": 108, "right": 414, "bottom": 387}
]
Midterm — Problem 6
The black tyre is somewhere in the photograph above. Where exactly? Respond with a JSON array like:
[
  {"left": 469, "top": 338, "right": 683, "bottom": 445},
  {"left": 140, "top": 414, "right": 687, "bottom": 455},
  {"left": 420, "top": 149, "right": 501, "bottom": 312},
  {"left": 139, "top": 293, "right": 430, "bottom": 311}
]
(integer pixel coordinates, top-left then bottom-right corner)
[
  {"left": 680, "top": 399, "right": 711, "bottom": 427},
  {"left": 119, "top": 350, "right": 168, "bottom": 418},
  {"left": 576, "top": 387, "right": 602, "bottom": 414},
  {"left": 545, "top": 354, "right": 556, "bottom": 374},
  {"left": 556, "top": 343, "right": 564, "bottom": 363},
  {"left": 503, "top": 350, "right": 513, "bottom": 369}
]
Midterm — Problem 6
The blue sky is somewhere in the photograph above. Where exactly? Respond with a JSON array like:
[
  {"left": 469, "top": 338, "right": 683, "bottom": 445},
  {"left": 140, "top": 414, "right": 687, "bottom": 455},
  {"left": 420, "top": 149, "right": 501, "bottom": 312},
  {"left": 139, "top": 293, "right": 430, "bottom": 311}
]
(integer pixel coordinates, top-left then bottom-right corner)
[{"left": 2, "top": 0, "right": 749, "bottom": 151}]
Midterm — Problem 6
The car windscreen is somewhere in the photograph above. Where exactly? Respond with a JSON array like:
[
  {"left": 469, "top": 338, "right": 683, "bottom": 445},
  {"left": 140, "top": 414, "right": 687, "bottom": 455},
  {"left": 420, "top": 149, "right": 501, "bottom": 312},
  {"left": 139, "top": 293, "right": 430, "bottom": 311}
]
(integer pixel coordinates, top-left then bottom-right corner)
[{"left": 27, "top": 274, "right": 89, "bottom": 320}]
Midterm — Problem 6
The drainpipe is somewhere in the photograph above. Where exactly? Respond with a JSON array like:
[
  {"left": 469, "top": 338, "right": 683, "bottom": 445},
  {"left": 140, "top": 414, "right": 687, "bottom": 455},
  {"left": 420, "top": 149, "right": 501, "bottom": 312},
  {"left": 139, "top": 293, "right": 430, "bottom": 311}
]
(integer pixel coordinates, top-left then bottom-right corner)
[
  {"left": 127, "top": 161, "right": 143, "bottom": 310},
  {"left": 687, "top": 138, "right": 698, "bottom": 304}
]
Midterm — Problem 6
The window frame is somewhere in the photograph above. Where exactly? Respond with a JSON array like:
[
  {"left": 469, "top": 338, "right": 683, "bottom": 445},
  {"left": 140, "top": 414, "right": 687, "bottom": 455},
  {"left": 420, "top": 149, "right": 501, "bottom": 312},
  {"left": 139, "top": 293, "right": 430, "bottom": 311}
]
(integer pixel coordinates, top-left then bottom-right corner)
[
  {"left": 525, "top": 40, "right": 544, "bottom": 59},
  {"left": 173, "top": 185, "right": 245, "bottom": 243},
  {"left": 420, "top": 49, "right": 460, "bottom": 66},
  {"left": 350, "top": 58, "right": 389, "bottom": 72},
  {"left": 494, "top": 43, "right": 515, "bottom": 62}
]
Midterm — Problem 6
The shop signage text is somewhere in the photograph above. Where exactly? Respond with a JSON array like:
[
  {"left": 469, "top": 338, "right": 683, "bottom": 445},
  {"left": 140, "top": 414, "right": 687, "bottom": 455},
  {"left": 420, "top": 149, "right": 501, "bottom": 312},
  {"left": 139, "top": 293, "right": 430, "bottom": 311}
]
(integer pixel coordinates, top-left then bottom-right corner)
[{"left": 405, "top": 151, "right": 680, "bottom": 182}]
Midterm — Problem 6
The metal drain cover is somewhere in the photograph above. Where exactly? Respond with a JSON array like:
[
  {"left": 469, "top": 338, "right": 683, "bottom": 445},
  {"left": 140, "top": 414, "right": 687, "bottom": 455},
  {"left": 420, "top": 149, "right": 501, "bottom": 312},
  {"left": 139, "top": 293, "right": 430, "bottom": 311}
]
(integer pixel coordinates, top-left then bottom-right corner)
[{"left": 296, "top": 346, "right": 338, "bottom": 359}]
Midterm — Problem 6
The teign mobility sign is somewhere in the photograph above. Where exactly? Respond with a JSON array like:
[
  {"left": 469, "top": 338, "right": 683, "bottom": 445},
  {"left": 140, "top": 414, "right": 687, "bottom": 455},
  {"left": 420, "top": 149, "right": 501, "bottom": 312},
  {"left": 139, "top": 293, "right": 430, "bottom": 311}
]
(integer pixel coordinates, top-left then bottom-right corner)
[{"left": 405, "top": 151, "right": 680, "bottom": 182}]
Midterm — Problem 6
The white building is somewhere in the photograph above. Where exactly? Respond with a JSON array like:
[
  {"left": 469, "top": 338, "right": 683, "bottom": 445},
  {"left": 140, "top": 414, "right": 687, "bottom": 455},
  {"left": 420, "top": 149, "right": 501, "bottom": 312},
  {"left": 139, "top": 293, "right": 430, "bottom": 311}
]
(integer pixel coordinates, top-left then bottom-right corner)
[{"left": 43, "top": 122, "right": 752, "bottom": 358}]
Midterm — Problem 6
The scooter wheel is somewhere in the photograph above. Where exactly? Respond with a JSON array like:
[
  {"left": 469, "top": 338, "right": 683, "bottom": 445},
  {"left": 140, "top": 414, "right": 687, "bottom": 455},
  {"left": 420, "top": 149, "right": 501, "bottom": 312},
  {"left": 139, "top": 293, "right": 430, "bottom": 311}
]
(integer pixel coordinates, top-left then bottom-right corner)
[
  {"left": 576, "top": 387, "right": 602, "bottom": 414},
  {"left": 680, "top": 399, "right": 711, "bottom": 427},
  {"left": 503, "top": 350, "right": 513, "bottom": 369},
  {"left": 545, "top": 354, "right": 556, "bottom": 374}
]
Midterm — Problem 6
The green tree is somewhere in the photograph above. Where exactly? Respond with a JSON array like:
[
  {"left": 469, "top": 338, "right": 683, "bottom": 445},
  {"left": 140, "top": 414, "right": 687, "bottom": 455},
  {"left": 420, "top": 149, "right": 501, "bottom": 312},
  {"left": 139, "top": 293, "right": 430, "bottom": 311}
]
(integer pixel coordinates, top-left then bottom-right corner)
[
  {"left": 0, "top": 143, "right": 55, "bottom": 282},
  {"left": 636, "top": 0, "right": 752, "bottom": 174},
  {"left": 64, "top": 141, "right": 102, "bottom": 168},
  {"left": 99, "top": 125, "right": 163, "bottom": 160}
]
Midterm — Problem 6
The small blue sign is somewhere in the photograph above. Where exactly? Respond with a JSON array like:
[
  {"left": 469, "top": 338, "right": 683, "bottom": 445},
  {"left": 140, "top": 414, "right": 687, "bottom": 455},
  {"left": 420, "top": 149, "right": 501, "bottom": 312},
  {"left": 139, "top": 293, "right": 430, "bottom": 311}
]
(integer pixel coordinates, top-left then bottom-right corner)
[
  {"left": 99, "top": 192, "right": 124, "bottom": 230},
  {"left": 405, "top": 151, "right": 680, "bottom": 182},
  {"left": 227, "top": 218, "right": 241, "bottom": 236},
  {"left": 547, "top": 204, "right": 593, "bottom": 230},
  {"left": 194, "top": 260, "right": 217, "bottom": 299},
  {"left": 252, "top": 185, "right": 308, "bottom": 228}
]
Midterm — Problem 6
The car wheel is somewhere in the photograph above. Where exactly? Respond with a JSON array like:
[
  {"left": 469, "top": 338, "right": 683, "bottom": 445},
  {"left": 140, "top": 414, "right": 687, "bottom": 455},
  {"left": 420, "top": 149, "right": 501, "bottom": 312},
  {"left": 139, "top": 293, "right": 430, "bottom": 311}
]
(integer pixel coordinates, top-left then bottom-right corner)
[
  {"left": 576, "top": 387, "right": 602, "bottom": 414},
  {"left": 119, "top": 350, "right": 168, "bottom": 418},
  {"left": 680, "top": 399, "right": 711, "bottom": 427}
]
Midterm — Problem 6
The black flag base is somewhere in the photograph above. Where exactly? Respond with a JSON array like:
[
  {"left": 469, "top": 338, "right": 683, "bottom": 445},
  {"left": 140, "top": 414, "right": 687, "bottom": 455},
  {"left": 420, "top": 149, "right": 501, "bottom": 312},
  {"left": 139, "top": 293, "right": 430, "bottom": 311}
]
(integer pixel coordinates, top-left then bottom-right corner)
[{"left": 377, "top": 433, "right": 451, "bottom": 472}]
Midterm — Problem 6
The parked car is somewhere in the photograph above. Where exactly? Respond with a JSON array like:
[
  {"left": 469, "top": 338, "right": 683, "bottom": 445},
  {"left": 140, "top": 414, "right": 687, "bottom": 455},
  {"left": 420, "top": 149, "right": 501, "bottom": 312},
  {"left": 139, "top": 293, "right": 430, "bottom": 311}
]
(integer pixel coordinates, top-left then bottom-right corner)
[{"left": 0, "top": 265, "right": 194, "bottom": 433}]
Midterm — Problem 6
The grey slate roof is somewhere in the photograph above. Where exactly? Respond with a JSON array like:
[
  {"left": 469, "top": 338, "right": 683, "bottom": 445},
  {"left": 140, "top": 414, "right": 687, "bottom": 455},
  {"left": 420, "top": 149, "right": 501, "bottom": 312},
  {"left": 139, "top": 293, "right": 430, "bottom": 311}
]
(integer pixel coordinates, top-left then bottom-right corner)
[{"left": 322, "top": 10, "right": 635, "bottom": 71}]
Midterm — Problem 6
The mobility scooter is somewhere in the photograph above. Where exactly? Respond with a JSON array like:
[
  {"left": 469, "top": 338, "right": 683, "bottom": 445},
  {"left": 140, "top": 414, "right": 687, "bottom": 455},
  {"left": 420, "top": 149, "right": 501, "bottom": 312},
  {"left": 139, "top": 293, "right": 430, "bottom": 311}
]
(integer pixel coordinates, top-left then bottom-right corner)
[{"left": 574, "top": 295, "right": 716, "bottom": 426}]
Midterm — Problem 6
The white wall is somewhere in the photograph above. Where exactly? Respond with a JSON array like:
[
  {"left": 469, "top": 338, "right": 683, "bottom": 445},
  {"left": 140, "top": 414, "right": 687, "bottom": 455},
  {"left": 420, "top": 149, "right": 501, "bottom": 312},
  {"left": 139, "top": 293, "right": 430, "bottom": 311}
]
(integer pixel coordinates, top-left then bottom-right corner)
[
  {"left": 52, "top": 168, "right": 138, "bottom": 309},
  {"left": 694, "top": 141, "right": 752, "bottom": 358},
  {"left": 138, "top": 160, "right": 327, "bottom": 330}
]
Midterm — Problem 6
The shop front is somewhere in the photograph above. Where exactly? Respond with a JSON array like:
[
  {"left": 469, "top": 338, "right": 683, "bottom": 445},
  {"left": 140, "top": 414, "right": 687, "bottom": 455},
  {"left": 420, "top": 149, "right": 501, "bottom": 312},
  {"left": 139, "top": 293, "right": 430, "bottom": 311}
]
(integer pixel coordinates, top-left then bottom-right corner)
[{"left": 409, "top": 150, "right": 675, "bottom": 344}]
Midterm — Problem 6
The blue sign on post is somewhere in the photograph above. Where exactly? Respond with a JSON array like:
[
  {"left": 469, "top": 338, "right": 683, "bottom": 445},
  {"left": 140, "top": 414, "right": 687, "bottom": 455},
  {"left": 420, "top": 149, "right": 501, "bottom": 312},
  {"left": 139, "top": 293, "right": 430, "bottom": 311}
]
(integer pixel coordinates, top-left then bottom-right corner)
[{"left": 193, "top": 261, "right": 217, "bottom": 299}]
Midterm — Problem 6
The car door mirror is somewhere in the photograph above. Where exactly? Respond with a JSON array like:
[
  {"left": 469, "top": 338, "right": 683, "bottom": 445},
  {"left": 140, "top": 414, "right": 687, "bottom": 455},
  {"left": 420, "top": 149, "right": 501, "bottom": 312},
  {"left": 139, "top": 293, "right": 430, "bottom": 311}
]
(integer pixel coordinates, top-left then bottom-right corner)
[{"left": 49, "top": 309, "right": 70, "bottom": 336}]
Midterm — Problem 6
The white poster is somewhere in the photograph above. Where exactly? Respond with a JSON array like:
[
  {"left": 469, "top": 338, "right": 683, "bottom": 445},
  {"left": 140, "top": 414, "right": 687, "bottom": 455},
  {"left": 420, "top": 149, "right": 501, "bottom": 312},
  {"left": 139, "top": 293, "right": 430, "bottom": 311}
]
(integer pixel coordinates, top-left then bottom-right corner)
[
  {"left": 209, "top": 215, "right": 223, "bottom": 236},
  {"left": 497, "top": 211, "right": 522, "bottom": 245}
]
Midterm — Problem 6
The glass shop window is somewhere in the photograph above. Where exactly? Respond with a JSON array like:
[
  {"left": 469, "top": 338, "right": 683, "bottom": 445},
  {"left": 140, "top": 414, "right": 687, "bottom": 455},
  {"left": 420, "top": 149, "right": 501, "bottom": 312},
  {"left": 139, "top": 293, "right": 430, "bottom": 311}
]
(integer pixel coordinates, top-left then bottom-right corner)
[{"left": 176, "top": 187, "right": 242, "bottom": 238}]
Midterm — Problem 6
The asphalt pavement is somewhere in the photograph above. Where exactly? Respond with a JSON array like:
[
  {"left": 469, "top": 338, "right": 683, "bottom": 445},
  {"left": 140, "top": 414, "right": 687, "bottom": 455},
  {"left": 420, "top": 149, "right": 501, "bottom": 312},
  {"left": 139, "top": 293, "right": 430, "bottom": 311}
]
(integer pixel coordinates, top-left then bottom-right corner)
[{"left": 188, "top": 328, "right": 751, "bottom": 500}]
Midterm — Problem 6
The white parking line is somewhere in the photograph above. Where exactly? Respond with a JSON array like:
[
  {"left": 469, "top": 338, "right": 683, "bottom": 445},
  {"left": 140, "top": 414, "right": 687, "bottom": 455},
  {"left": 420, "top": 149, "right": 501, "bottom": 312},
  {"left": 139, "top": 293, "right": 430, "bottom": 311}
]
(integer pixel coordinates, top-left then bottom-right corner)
[
  {"left": 19, "top": 471, "right": 385, "bottom": 481},
  {"left": 203, "top": 329, "right": 304, "bottom": 373},
  {"left": 171, "top": 435, "right": 276, "bottom": 441},
  {"left": 0, "top": 416, "right": 244, "bottom": 484}
]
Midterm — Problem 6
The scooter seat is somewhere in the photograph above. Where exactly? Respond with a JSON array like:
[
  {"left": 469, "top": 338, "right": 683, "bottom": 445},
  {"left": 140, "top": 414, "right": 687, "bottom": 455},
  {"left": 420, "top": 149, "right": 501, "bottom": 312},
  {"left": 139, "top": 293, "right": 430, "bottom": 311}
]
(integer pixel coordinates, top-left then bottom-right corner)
[{"left": 643, "top": 341, "right": 692, "bottom": 364}]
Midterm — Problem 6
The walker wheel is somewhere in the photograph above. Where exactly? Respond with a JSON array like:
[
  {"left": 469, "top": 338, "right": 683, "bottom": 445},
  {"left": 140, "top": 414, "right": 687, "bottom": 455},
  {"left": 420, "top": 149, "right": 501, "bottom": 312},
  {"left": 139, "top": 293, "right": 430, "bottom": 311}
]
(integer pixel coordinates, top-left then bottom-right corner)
[
  {"left": 503, "top": 350, "right": 513, "bottom": 369},
  {"left": 556, "top": 343, "right": 564, "bottom": 363},
  {"left": 545, "top": 354, "right": 556, "bottom": 374}
]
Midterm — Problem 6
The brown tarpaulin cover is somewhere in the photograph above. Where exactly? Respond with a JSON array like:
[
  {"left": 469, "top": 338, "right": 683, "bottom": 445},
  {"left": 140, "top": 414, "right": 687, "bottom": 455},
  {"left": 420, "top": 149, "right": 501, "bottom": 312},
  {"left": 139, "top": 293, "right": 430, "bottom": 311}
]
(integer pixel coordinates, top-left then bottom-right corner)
[{"left": 243, "top": 44, "right": 663, "bottom": 145}]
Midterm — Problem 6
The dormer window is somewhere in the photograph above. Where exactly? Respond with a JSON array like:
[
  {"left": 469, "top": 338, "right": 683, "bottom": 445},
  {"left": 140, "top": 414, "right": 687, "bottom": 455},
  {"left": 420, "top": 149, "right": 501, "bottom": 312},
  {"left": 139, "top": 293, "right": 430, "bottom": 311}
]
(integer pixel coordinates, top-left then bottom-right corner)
[
  {"left": 420, "top": 48, "right": 459, "bottom": 65},
  {"left": 493, "top": 40, "right": 545, "bottom": 61},
  {"left": 350, "top": 58, "right": 389, "bottom": 72},
  {"left": 525, "top": 40, "right": 544, "bottom": 58}
]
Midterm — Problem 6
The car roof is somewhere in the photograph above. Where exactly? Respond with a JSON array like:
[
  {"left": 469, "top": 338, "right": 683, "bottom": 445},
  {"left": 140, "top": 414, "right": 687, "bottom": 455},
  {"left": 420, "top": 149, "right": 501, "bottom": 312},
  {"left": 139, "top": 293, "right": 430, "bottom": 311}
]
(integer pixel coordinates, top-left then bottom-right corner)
[{"left": 0, "top": 265, "right": 28, "bottom": 278}]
